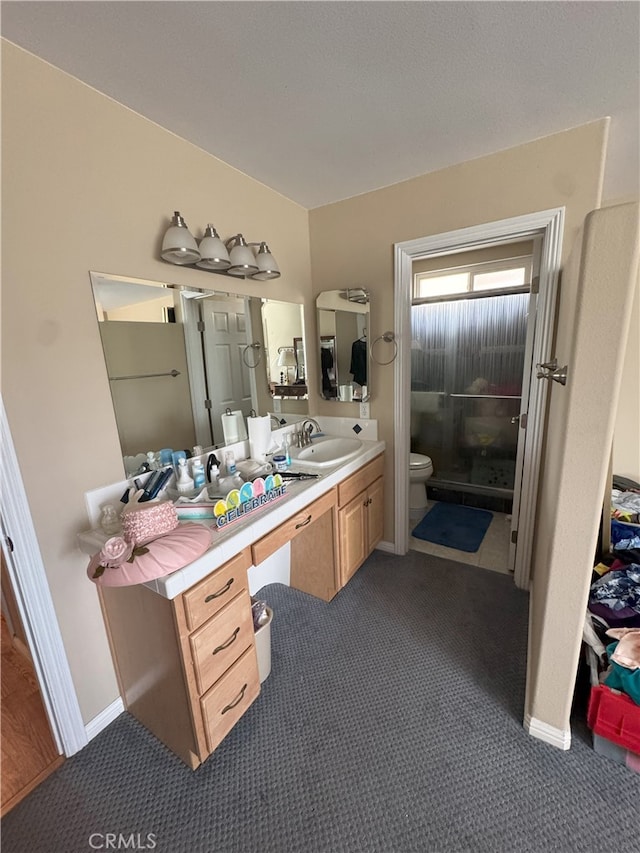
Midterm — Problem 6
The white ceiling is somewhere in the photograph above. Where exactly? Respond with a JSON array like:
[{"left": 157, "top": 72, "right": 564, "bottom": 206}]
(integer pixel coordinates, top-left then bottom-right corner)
[{"left": 2, "top": 1, "right": 638, "bottom": 208}]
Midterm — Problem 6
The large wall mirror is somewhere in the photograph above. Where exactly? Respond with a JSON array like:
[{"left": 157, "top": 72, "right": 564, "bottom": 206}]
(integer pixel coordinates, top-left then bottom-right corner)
[
  {"left": 90, "top": 272, "right": 307, "bottom": 474},
  {"left": 316, "top": 288, "right": 370, "bottom": 402}
]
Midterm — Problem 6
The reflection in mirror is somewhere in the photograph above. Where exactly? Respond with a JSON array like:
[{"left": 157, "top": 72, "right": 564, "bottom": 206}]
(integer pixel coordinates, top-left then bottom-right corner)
[
  {"left": 316, "top": 288, "right": 370, "bottom": 402},
  {"left": 90, "top": 272, "right": 307, "bottom": 474}
]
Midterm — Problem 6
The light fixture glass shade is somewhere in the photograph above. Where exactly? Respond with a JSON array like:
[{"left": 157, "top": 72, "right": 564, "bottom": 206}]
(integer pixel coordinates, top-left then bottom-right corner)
[
  {"left": 277, "top": 348, "right": 297, "bottom": 368},
  {"left": 252, "top": 242, "right": 281, "bottom": 280},
  {"left": 161, "top": 211, "right": 200, "bottom": 265},
  {"left": 227, "top": 234, "right": 259, "bottom": 277},
  {"left": 196, "top": 224, "right": 231, "bottom": 270}
]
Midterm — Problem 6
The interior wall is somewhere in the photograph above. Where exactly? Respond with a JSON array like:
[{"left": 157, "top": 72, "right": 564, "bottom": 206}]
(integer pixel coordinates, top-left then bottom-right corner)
[
  {"left": 1, "top": 42, "right": 312, "bottom": 723},
  {"left": 309, "top": 121, "right": 609, "bottom": 543},
  {"left": 611, "top": 271, "right": 640, "bottom": 481},
  {"left": 526, "top": 203, "right": 639, "bottom": 734}
]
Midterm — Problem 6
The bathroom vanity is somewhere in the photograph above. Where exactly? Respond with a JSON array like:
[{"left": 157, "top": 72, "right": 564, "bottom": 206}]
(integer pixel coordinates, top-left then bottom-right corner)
[{"left": 81, "top": 441, "right": 384, "bottom": 769}]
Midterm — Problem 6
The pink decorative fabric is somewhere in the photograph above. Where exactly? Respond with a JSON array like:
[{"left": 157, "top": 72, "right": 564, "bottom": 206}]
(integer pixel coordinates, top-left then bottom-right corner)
[
  {"left": 121, "top": 499, "right": 178, "bottom": 545},
  {"left": 88, "top": 524, "right": 213, "bottom": 587},
  {"left": 607, "top": 627, "right": 640, "bottom": 670}
]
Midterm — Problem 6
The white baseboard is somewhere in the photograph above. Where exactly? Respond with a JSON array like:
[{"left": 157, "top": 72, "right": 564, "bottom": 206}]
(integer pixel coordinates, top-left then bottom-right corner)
[
  {"left": 524, "top": 713, "right": 571, "bottom": 750},
  {"left": 85, "top": 697, "right": 125, "bottom": 741},
  {"left": 375, "top": 540, "right": 395, "bottom": 554}
]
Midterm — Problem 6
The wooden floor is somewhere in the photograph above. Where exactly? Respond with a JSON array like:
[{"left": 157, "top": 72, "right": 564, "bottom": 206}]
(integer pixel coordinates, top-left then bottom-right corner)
[{"left": 1, "top": 615, "right": 64, "bottom": 816}]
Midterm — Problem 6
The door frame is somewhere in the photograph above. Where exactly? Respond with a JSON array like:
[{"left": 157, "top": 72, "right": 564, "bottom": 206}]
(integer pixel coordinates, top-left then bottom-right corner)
[
  {"left": 0, "top": 397, "right": 87, "bottom": 756},
  {"left": 393, "top": 208, "right": 564, "bottom": 588}
]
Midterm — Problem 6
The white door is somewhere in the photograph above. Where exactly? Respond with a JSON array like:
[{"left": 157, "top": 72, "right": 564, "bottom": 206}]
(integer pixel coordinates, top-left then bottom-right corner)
[
  {"left": 508, "top": 237, "right": 543, "bottom": 570},
  {"left": 201, "top": 296, "right": 253, "bottom": 443}
]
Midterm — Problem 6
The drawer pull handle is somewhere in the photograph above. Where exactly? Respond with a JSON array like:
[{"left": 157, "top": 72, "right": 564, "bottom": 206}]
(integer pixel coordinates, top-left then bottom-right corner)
[
  {"left": 221, "top": 683, "right": 248, "bottom": 715},
  {"left": 212, "top": 627, "right": 240, "bottom": 655},
  {"left": 204, "top": 578, "right": 234, "bottom": 602},
  {"left": 295, "top": 515, "right": 312, "bottom": 529}
]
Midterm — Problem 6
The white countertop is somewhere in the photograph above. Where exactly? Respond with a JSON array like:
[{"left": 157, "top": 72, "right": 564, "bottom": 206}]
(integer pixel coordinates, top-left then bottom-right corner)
[{"left": 78, "top": 439, "right": 385, "bottom": 600}]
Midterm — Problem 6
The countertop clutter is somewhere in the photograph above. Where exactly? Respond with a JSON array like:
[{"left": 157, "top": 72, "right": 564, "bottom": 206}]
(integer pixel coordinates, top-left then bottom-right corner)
[{"left": 79, "top": 437, "right": 385, "bottom": 599}]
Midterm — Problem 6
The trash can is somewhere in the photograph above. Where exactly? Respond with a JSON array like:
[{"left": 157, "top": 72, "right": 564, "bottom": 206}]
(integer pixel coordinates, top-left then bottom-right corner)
[{"left": 254, "top": 606, "right": 273, "bottom": 683}]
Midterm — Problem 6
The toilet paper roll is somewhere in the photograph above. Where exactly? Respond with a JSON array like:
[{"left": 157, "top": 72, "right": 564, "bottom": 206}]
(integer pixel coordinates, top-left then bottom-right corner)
[
  {"left": 221, "top": 410, "right": 248, "bottom": 445},
  {"left": 248, "top": 415, "right": 272, "bottom": 463}
]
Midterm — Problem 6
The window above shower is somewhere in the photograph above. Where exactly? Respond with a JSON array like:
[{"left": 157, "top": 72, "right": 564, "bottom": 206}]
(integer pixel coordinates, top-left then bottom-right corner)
[{"left": 413, "top": 256, "right": 532, "bottom": 300}]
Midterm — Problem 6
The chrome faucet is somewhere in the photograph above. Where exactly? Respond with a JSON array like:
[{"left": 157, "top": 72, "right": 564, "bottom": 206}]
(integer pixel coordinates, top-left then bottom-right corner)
[
  {"left": 270, "top": 414, "right": 281, "bottom": 429},
  {"left": 301, "top": 418, "right": 322, "bottom": 445}
]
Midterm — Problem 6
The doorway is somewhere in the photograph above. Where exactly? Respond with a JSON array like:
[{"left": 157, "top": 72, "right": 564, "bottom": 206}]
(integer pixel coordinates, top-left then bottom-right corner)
[
  {"left": 408, "top": 246, "right": 537, "bottom": 574},
  {"left": 1, "top": 548, "right": 64, "bottom": 815},
  {"left": 394, "top": 208, "right": 565, "bottom": 589}
]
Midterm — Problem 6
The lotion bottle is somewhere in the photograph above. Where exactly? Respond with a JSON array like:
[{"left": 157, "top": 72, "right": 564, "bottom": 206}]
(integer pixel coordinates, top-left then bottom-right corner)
[
  {"left": 192, "top": 459, "right": 206, "bottom": 489},
  {"left": 176, "top": 457, "right": 194, "bottom": 493}
]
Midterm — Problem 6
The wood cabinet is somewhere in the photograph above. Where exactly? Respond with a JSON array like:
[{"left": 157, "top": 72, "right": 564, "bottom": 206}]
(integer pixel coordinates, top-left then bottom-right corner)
[
  {"left": 337, "top": 455, "right": 384, "bottom": 586},
  {"left": 252, "top": 489, "right": 339, "bottom": 602},
  {"left": 99, "top": 548, "right": 259, "bottom": 770},
  {"left": 97, "top": 451, "right": 384, "bottom": 769}
]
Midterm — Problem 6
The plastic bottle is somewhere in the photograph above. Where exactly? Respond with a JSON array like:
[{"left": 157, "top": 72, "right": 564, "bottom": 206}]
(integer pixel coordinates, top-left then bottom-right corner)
[
  {"left": 99, "top": 504, "right": 121, "bottom": 535},
  {"left": 224, "top": 449, "right": 237, "bottom": 477},
  {"left": 192, "top": 459, "right": 206, "bottom": 489},
  {"left": 176, "top": 457, "right": 194, "bottom": 493}
]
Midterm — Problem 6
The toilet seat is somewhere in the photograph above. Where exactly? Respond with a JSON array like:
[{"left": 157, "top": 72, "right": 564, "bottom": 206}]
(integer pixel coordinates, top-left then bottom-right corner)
[{"left": 410, "top": 453, "right": 432, "bottom": 471}]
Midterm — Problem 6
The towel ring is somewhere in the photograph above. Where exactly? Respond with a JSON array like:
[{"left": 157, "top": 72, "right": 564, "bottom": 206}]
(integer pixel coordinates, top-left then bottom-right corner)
[
  {"left": 370, "top": 331, "right": 398, "bottom": 365},
  {"left": 242, "top": 342, "right": 263, "bottom": 368}
]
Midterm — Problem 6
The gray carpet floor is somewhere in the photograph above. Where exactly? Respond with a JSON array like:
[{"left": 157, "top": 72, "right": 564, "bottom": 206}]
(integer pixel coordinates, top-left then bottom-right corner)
[{"left": 3, "top": 550, "right": 639, "bottom": 853}]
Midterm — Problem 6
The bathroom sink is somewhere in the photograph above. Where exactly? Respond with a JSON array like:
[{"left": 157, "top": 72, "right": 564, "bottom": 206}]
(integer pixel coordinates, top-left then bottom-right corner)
[{"left": 292, "top": 436, "right": 363, "bottom": 468}]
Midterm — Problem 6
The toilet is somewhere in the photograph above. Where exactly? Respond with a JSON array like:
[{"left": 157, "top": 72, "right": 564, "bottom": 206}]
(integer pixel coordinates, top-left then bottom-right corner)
[{"left": 409, "top": 452, "right": 434, "bottom": 510}]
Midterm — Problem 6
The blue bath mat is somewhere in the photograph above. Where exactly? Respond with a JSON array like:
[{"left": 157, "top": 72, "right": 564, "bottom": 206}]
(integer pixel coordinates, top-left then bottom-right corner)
[{"left": 412, "top": 503, "right": 493, "bottom": 552}]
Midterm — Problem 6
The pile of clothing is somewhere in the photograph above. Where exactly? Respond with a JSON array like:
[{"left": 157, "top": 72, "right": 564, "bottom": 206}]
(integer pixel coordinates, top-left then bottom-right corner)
[{"left": 585, "top": 559, "right": 640, "bottom": 763}]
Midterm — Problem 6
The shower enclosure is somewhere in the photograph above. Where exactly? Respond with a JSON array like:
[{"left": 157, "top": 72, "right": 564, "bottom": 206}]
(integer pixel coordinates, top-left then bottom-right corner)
[{"left": 410, "top": 291, "right": 530, "bottom": 509}]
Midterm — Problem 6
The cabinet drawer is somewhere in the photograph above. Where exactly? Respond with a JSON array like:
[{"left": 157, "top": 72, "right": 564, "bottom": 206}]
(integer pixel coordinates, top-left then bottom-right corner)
[
  {"left": 251, "top": 489, "right": 336, "bottom": 565},
  {"left": 200, "top": 646, "right": 260, "bottom": 754},
  {"left": 337, "top": 454, "right": 384, "bottom": 507},
  {"left": 189, "top": 589, "right": 255, "bottom": 696},
  {"left": 182, "top": 549, "right": 251, "bottom": 632}
]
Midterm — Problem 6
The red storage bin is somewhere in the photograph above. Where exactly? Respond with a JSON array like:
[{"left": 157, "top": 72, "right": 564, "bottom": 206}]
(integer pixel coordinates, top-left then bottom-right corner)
[{"left": 587, "top": 684, "right": 640, "bottom": 755}]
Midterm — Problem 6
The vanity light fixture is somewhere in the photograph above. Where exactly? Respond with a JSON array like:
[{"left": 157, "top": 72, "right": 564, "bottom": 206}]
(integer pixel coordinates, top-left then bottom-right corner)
[
  {"left": 251, "top": 242, "right": 281, "bottom": 281},
  {"left": 161, "top": 212, "right": 201, "bottom": 265},
  {"left": 160, "top": 212, "right": 281, "bottom": 280},
  {"left": 225, "top": 234, "right": 259, "bottom": 277},
  {"left": 196, "top": 224, "right": 231, "bottom": 271}
]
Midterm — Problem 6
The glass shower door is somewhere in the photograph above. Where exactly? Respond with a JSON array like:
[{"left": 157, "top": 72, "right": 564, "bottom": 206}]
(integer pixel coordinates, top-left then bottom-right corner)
[{"left": 410, "top": 292, "right": 530, "bottom": 502}]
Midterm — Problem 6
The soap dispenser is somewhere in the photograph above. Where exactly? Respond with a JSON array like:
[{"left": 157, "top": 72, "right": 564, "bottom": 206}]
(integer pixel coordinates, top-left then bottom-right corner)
[
  {"left": 176, "top": 457, "right": 194, "bottom": 493},
  {"left": 192, "top": 459, "right": 206, "bottom": 490}
]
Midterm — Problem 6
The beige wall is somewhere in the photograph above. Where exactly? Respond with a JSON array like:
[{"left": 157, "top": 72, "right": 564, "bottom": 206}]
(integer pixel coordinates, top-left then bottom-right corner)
[
  {"left": 309, "top": 121, "right": 609, "bottom": 543},
  {"left": 1, "top": 42, "right": 312, "bottom": 723},
  {"left": 526, "top": 203, "right": 639, "bottom": 733},
  {"left": 612, "top": 275, "right": 640, "bottom": 481}
]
